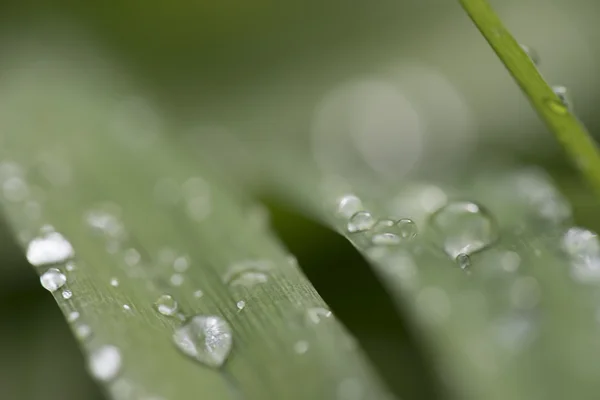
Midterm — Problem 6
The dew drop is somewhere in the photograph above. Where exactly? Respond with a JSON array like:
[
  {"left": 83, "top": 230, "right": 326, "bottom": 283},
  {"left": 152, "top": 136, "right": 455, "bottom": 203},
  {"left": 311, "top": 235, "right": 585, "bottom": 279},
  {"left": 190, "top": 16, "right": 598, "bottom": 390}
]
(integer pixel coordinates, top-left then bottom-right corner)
[
  {"left": 75, "top": 324, "right": 92, "bottom": 340},
  {"left": 124, "top": 248, "right": 141, "bottom": 266},
  {"left": 110, "top": 278, "right": 119, "bottom": 287},
  {"left": 519, "top": 44, "right": 540, "bottom": 66},
  {"left": 236, "top": 300, "right": 246, "bottom": 310},
  {"left": 68, "top": 311, "right": 80, "bottom": 322},
  {"left": 370, "top": 219, "right": 401, "bottom": 246},
  {"left": 428, "top": 201, "right": 498, "bottom": 259},
  {"left": 27, "top": 232, "right": 75, "bottom": 267},
  {"left": 88, "top": 345, "right": 122, "bottom": 382},
  {"left": 155, "top": 294, "right": 178, "bottom": 316},
  {"left": 294, "top": 340, "right": 309, "bottom": 354},
  {"left": 456, "top": 253, "right": 471, "bottom": 270},
  {"left": 223, "top": 260, "right": 272, "bottom": 288},
  {"left": 40, "top": 268, "right": 67, "bottom": 292},
  {"left": 193, "top": 290, "right": 204, "bottom": 298},
  {"left": 306, "top": 307, "right": 333, "bottom": 324},
  {"left": 173, "top": 256, "right": 190, "bottom": 272},
  {"left": 170, "top": 274, "right": 184, "bottom": 286},
  {"left": 123, "top": 304, "right": 131, "bottom": 311},
  {"left": 396, "top": 218, "right": 418, "bottom": 239},
  {"left": 346, "top": 211, "right": 375, "bottom": 233},
  {"left": 545, "top": 98, "right": 568, "bottom": 115},
  {"left": 172, "top": 315, "right": 233, "bottom": 368},
  {"left": 336, "top": 195, "right": 364, "bottom": 219},
  {"left": 552, "top": 86, "right": 572, "bottom": 111},
  {"left": 61, "top": 289, "right": 73, "bottom": 299},
  {"left": 65, "top": 262, "right": 76, "bottom": 272},
  {"left": 562, "top": 227, "right": 600, "bottom": 282}
]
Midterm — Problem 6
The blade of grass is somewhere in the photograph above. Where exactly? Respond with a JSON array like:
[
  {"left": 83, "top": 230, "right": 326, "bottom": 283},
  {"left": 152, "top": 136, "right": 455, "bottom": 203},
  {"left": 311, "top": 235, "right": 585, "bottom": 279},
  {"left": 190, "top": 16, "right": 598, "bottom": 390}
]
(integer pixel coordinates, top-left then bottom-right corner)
[
  {"left": 252, "top": 147, "right": 600, "bottom": 400},
  {"left": 457, "top": 0, "right": 600, "bottom": 198},
  {"left": 0, "top": 55, "right": 393, "bottom": 400}
]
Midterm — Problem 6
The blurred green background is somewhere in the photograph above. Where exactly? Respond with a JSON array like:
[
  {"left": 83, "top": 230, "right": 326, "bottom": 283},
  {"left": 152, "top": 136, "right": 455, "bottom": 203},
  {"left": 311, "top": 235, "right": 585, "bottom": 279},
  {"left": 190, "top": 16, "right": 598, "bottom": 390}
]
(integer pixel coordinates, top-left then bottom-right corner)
[{"left": 1, "top": 0, "right": 600, "bottom": 399}]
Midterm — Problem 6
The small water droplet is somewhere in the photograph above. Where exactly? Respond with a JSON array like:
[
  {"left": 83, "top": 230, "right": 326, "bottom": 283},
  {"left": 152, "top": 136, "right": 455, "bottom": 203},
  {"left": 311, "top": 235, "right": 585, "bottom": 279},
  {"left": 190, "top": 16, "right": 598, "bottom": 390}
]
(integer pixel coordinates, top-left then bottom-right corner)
[
  {"left": 193, "top": 290, "right": 203, "bottom": 298},
  {"left": 428, "top": 201, "right": 498, "bottom": 258},
  {"left": 519, "top": 44, "right": 540, "bottom": 66},
  {"left": 124, "top": 249, "right": 141, "bottom": 266},
  {"left": 173, "top": 256, "right": 189, "bottom": 272},
  {"left": 346, "top": 211, "right": 375, "bottom": 233},
  {"left": 562, "top": 227, "right": 600, "bottom": 282},
  {"left": 155, "top": 294, "right": 178, "bottom": 316},
  {"left": 370, "top": 219, "right": 401, "bottom": 246},
  {"left": 223, "top": 260, "right": 272, "bottom": 288},
  {"left": 110, "top": 278, "right": 119, "bottom": 287},
  {"left": 545, "top": 98, "right": 568, "bottom": 115},
  {"left": 236, "top": 300, "right": 246, "bottom": 310},
  {"left": 75, "top": 324, "right": 92, "bottom": 340},
  {"left": 170, "top": 274, "right": 184, "bottom": 286},
  {"left": 123, "top": 304, "right": 131, "bottom": 311},
  {"left": 172, "top": 315, "right": 233, "bottom": 368},
  {"left": 85, "top": 208, "right": 124, "bottom": 238},
  {"left": 68, "top": 311, "right": 80, "bottom": 322},
  {"left": 88, "top": 345, "right": 122, "bottom": 382},
  {"left": 294, "top": 340, "right": 309, "bottom": 354},
  {"left": 61, "top": 289, "right": 73, "bottom": 299},
  {"left": 40, "top": 268, "right": 67, "bottom": 292},
  {"left": 552, "top": 86, "right": 572, "bottom": 111},
  {"left": 456, "top": 253, "right": 471, "bottom": 270},
  {"left": 306, "top": 307, "right": 332, "bottom": 324},
  {"left": 27, "top": 232, "right": 75, "bottom": 267},
  {"left": 336, "top": 194, "right": 364, "bottom": 219},
  {"left": 396, "top": 218, "right": 418, "bottom": 239},
  {"left": 65, "top": 262, "right": 76, "bottom": 272}
]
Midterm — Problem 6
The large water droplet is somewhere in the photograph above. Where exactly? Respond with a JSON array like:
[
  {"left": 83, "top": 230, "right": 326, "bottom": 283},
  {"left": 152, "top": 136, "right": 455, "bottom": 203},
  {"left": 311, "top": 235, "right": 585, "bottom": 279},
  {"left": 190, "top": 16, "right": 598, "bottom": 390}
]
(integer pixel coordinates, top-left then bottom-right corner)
[
  {"left": 155, "top": 295, "right": 178, "bottom": 316},
  {"left": 397, "top": 218, "right": 418, "bottom": 239},
  {"left": 40, "top": 268, "right": 67, "bottom": 292},
  {"left": 519, "top": 44, "right": 540, "bottom": 66},
  {"left": 27, "top": 232, "right": 74, "bottom": 267},
  {"left": 456, "top": 253, "right": 471, "bottom": 270},
  {"left": 172, "top": 315, "right": 233, "bottom": 368},
  {"left": 88, "top": 345, "right": 122, "bottom": 382},
  {"left": 428, "top": 201, "right": 498, "bottom": 258},
  {"left": 223, "top": 260, "right": 272, "bottom": 288},
  {"left": 346, "top": 211, "right": 375, "bottom": 233},
  {"left": 552, "top": 86, "right": 572, "bottom": 111},
  {"left": 562, "top": 227, "right": 600, "bottom": 282}
]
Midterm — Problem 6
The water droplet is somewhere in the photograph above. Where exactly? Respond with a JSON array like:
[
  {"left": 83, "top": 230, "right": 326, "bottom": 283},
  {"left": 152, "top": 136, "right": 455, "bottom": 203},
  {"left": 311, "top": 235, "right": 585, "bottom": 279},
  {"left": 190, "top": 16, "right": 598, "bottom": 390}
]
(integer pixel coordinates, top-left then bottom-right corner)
[
  {"left": 428, "top": 201, "right": 498, "bottom": 258},
  {"left": 155, "top": 294, "right": 178, "bottom": 316},
  {"left": 172, "top": 315, "right": 233, "bottom": 368},
  {"left": 27, "top": 232, "right": 75, "bottom": 267},
  {"left": 193, "top": 290, "right": 203, "bottom": 298},
  {"left": 552, "top": 86, "right": 572, "bottom": 110},
  {"left": 370, "top": 219, "right": 401, "bottom": 246},
  {"left": 562, "top": 227, "right": 600, "bottom": 282},
  {"left": 123, "top": 304, "right": 131, "bottom": 311},
  {"left": 170, "top": 274, "right": 184, "bottom": 286},
  {"left": 346, "top": 211, "right": 375, "bottom": 233},
  {"left": 306, "top": 307, "right": 332, "bottom": 324},
  {"left": 173, "top": 256, "right": 189, "bottom": 272},
  {"left": 545, "top": 98, "right": 568, "bottom": 115},
  {"left": 294, "top": 340, "right": 309, "bottom": 354},
  {"left": 65, "top": 262, "right": 76, "bottom": 272},
  {"left": 396, "top": 218, "right": 418, "bottom": 239},
  {"left": 68, "top": 311, "right": 80, "bottom": 322},
  {"left": 75, "top": 324, "right": 92, "bottom": 340},
  {"left": 223, "top": 260, "right": 272, "bottom": 288},
  {"left": 110, "top": 278, "right": 119, "bottom": 287},
  {"left": 40, "top": 268, "right": 67, "bottom": 292},
  {"left": 500, "top": 251, "right": 521, "bottom": 272},
  {"left": 519, "top": 44, "right": 540, "bottom": 66},
  {"left": 61, "top": 289, "right": 73, "bottom": 299},
  {"left": 85, "top": 208, "right": 125, "bottom": 238},
  {"left": 2, "top": 176, "right": 29, "bottom": 202},
  {"left": 236, "top": 300, "right": 246, "bottom": 310},
  {"left": 336, "top": 195, "right": 364, "bottom": 219},
  {"left": 88, "top": 345, "right": 122, "bottom": 382},
  {"left": 456, "top": 253, "right": 471, "bottom": 270},
  {"left": 124, "top": 249, "right": 141, "bottom": 266}
]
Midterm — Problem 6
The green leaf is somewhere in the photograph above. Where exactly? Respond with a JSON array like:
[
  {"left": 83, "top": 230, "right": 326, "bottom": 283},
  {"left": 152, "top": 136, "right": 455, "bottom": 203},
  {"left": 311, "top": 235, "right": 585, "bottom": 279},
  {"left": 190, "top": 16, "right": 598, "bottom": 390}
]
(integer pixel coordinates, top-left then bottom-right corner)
[{"left": 0, "top": 60, "right": 392, "bottom": 400}]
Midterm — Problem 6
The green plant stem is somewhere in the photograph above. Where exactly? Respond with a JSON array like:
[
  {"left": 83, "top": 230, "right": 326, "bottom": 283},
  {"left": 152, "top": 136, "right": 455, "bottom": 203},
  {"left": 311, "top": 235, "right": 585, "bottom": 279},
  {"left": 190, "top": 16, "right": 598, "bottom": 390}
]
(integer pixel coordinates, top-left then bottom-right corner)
[{"left": 458, "top": 0, "right": 600, "bottom": 196}]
